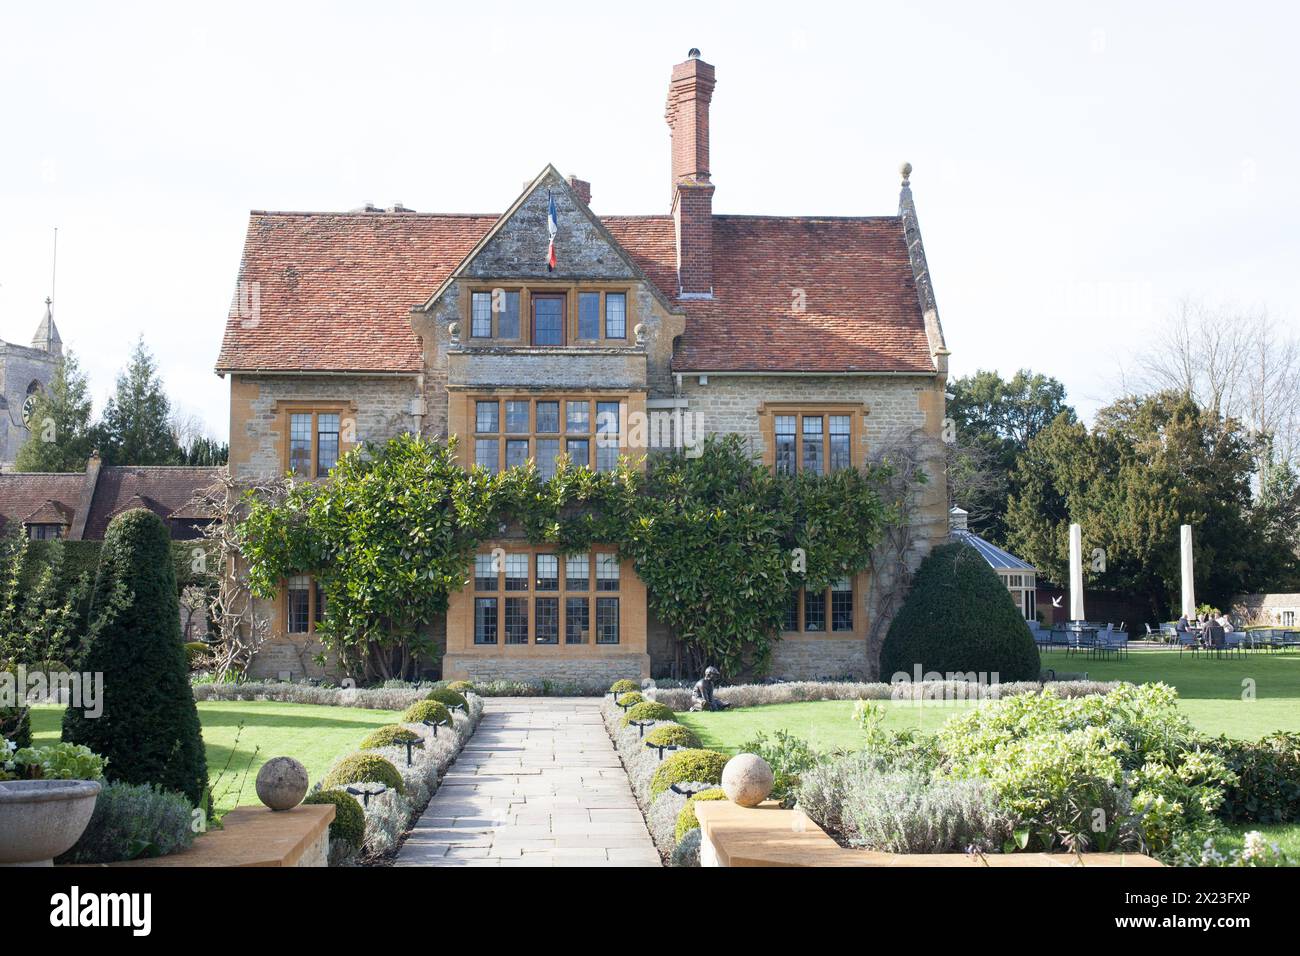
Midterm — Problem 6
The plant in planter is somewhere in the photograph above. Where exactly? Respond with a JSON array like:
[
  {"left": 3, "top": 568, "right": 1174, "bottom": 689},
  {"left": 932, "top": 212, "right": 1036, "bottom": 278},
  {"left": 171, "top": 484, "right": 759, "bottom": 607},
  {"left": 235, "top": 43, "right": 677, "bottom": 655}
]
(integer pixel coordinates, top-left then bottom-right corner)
[
  {"left": 0, "top": 736, "right": 105, "bottom": 866},
  {"left": 650, "top": 749, "right": 729, "bottom": 800},
  {"left": 622, "top": 701, "right": 674, "bottom": 727}
]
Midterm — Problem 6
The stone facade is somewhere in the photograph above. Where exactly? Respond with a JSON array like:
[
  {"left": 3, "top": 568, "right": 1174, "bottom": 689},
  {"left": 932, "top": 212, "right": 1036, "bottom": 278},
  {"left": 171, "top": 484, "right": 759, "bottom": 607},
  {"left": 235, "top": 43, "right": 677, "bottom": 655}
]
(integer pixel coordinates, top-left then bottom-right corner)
[
  {"left": 0, "top": 315, "right": 61, "bottom": 468},
  {"left": 219, "top": 55, "right": 951, "bottom": 685}
]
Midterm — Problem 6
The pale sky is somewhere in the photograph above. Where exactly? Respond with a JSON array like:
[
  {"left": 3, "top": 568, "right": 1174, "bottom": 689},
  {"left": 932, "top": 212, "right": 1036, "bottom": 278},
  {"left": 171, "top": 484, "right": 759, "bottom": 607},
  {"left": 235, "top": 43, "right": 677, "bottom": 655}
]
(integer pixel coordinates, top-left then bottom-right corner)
[{"left": 2, "top": 0, "right": 1297, "bottom": 442}]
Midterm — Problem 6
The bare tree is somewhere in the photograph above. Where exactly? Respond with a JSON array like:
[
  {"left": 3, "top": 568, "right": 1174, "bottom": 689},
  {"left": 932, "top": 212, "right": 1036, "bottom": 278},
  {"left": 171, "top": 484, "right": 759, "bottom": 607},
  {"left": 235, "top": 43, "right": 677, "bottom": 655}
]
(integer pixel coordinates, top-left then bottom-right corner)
[
  {"left": 1137, "top": 298, "right": 1300, "bottom": 468},
  {"left": 865, "top": 427, "right": 947, "bottom": 678},
  {"left": 185, "top": 469, "right": 283, "bottom": 679}
]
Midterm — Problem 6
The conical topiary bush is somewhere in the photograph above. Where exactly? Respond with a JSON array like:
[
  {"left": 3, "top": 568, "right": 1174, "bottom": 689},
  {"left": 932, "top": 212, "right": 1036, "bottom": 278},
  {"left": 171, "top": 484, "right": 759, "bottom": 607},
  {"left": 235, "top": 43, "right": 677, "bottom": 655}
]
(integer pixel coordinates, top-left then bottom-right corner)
[
  {"left": 62, "top": 508, "right": 208, "bottom": 808},
  {"left": 879, "top": 541, "right": 1040, "bottom": 683}
]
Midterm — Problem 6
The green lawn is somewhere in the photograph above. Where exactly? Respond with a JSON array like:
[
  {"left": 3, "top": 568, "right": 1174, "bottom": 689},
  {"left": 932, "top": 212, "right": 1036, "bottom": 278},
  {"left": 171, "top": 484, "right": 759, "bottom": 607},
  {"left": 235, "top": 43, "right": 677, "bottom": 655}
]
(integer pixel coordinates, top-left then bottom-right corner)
[
  {"left": 30, "top": 701, "right": 402, "bottom": 813},
  {"left": 679, "top": 649, "right": 1300, "bottom": 752}
]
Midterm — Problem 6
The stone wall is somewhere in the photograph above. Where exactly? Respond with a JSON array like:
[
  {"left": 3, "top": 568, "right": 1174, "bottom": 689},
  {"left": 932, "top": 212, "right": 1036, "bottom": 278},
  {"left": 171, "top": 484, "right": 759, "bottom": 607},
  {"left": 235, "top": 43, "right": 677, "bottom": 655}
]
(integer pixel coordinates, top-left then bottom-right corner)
[
  {"left": 768, "top": 638, "right": 869, "bottom": 681},
  {"left": 442, "top": 653, "right": 646, "bottom": 685},
  {"left": 228, "top": 373, "right": 419, "bottom": 479},
  {"left": 0, "top": 343, "right": 59, "bottom": 466}
]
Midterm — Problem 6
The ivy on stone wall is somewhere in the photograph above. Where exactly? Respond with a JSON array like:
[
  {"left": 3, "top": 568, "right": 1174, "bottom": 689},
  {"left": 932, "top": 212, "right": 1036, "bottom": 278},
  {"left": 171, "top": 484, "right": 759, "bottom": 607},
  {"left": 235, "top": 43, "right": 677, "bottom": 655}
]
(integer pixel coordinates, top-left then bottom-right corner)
[{"left": 239, "top": 433, "right": 896, "bottom": 681}]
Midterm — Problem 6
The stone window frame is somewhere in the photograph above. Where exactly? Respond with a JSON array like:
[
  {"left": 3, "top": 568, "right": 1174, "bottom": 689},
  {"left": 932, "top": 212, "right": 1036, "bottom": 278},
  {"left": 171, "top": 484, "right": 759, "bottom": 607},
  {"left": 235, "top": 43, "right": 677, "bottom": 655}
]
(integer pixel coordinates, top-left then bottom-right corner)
[
  {"left": 462, "top": 283, "right": 635, "bottom": 347},
  {"left": 757, "top": 402, "right": 869, "bottom": 474},
  {"left": 281, "top": 574, "right": 327, "bottom": 636},
  {"left": 470, "top": 547, "right": 621, "bottom": 647},
  {"left": 467, "top": 392, "right": 630, "bottom": 476},
  {"left": 276, "top": 400, "right": 355, "bottom": 478},
  {"left": 783, "top": 577, "right": 858, "bottom": 637}
]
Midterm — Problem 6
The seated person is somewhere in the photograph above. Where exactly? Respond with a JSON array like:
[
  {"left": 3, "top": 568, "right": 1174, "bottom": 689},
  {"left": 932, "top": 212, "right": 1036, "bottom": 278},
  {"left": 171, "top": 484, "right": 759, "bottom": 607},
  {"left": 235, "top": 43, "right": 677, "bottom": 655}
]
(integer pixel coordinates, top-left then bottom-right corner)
[
  {"left": 1216, "top": 613, "right": 1234, "bottom": 634},
  {"left": 1175, "top": 614, "right": 1191, "bottom": 634},
  {"left": 1203, "top": 620, "right": 1225, "bottom": 648},
  {"left": 690, "top": 666, "right": 729, "bottom": 712}
]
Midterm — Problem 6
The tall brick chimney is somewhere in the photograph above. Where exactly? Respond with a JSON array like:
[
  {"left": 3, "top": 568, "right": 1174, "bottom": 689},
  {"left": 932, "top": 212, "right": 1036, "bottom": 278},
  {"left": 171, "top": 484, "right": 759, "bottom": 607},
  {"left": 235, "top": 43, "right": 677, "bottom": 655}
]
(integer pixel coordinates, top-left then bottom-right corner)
[{"left": 665, "top": 49, "right": 715, "bottom": 297}]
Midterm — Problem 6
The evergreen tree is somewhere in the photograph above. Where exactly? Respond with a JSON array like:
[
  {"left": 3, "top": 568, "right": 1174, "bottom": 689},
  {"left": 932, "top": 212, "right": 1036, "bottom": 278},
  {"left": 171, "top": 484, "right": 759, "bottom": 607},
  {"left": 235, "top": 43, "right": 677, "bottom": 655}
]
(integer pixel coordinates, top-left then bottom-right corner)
[
  {"left": 946, "top": 369, "right": 1076, "bottom": 543},
  {"left": 63, "top": 509, "right": 208, "bottom": 807},
  {"left": 13, "top": 350, "right": 95, "bottom": 472},
  {"left": 96, "top": 337, "right": 181, "bottom": 466},
  {"left": 880, "top": 541, "right": 1040, "bottom": 682},
  {"left": 180, "top": 436, "right": 229, "bottom": 466}
]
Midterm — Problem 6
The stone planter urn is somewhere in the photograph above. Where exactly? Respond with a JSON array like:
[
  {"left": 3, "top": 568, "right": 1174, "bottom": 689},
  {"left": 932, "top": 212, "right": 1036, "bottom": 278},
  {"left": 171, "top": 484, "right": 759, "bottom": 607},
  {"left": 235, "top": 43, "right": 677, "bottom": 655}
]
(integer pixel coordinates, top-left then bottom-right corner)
[{"left": 0, "top": 779, "right": 101, "bottom": 866}]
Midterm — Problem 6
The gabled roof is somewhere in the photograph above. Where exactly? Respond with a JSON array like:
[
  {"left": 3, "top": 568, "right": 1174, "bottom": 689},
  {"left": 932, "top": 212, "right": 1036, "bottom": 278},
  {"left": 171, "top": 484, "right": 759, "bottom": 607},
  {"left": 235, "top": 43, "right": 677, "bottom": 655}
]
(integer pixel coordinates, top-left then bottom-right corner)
[
  {"left": 216, "top": 189, "right": 934, "bottom": 375},
  {"left": 23, "top": 499, "right": 74, "bottom": 525},
  {"left": 0, "top": 473, "right": 83, "bottom": 535},
  {"left": 82, "top": 466, "right": 222, "bottom": 540}
]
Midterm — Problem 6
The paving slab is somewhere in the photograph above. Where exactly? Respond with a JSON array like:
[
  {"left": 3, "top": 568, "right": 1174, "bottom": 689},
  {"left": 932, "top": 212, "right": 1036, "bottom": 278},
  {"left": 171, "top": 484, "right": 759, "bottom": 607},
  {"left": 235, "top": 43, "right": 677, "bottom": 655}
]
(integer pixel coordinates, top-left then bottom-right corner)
[{"left": 395, "top": 698, "right": 660, "bottom": 867}]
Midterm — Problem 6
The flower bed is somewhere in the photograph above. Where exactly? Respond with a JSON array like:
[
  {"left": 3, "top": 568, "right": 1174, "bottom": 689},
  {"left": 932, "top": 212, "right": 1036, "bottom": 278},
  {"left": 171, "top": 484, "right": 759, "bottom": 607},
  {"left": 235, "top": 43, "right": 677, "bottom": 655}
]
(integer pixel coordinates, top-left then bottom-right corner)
[{"left": 649, "top": 678, "right": 1119, "bottom": 711}]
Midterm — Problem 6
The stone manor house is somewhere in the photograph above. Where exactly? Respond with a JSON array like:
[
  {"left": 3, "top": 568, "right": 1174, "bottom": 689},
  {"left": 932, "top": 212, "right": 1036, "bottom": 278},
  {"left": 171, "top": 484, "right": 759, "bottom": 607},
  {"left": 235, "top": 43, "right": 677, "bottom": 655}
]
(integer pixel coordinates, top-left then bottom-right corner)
[{"left": 217, "top": 51, "right": 950, "bottom": 683}]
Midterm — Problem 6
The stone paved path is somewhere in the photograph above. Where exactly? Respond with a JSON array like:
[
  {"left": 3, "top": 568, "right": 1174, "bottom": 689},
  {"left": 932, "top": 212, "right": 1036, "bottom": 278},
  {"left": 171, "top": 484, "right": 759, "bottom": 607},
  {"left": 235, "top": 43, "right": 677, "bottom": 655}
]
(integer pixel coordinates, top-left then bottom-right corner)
[{"left": 395, "top": 698, "right": 660, "bottom": 867}]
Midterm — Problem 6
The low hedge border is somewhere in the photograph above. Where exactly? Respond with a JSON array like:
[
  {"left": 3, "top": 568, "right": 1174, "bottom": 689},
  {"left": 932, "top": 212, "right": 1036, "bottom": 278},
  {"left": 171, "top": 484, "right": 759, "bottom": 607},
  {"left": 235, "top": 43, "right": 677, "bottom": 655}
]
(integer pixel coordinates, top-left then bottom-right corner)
[
  {"left": 649, "top": 679, "right": 1121, "bottom": 711},
  {"left": 601, "top": 700, "right": 728, "bottom": 866},
  {"left": 311, "top": 693, "right": 485, "bottom": 865}
]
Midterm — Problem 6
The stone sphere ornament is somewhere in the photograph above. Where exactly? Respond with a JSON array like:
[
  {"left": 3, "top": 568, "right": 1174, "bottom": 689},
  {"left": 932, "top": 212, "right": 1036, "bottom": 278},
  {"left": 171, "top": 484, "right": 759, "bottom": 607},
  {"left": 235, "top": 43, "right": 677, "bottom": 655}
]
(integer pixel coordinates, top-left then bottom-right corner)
[
  {"left": 256, "top": 756, "right": 309, "bottom": 811},
  {"left": 721, "top": 753, "right": 774, "bottom": 807}
]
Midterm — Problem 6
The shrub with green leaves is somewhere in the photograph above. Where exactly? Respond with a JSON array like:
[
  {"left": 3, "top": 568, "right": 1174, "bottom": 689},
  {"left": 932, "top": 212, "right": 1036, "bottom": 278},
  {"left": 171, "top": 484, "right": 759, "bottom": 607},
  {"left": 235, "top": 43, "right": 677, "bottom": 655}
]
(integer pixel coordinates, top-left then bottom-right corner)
[
  {"left": 622, "top": 701, "right": 674, "bottom": 726},
  {"left": 609, "top": 679, "right": 640, "bottom": 696},
  {"left": 304, "top": 788, "right": 366, "bottom": 848},
  {"left": 58, "top": 782, "right": 195, "bottom": 863},
  {"left": 650, "top": 749, "right": 729, "bottom": 799},
  {"left": 737, "top": 730, "right": 818, "bottom": 805},
  {"left": 446, "top": 680, "right": 475, "bottom": 695},
  {"left": 674, "top": 788, "right": 726, "bottom": 842},
  {"left": 880, "top": 541, "right": 1040, "bottom": 682},
  {"left": 425, "top": 688, "right": 468, "bottom": 711},
  {"left": 402, "top": 700, "right": 452, "bottom": 726},
  {"left": 360, "top": 725, "right": 423, "bottom": 750},
  {"left": 0, "top": 704, "right": 31, "bottom": 750},
  {"left": 645, "top": 723, "right": 700, "bottom": 750},
  {"left": 616, "top": 691, "right": 644, "bottom": 709},
  {"left": 936, "top": 683, "right": 1234, "bottom": 854},
  {"left": 322, "top": 752, "right": 405, "bottom": 794},
  {"left": 1209, "top": 732, "right": 1300, "bottom": 824},
  {"left": 62, "top": 508, "right": 208, "bottom": 808},
  {"left": 9, "top": 742, "right": 105, "bottom": 781}
]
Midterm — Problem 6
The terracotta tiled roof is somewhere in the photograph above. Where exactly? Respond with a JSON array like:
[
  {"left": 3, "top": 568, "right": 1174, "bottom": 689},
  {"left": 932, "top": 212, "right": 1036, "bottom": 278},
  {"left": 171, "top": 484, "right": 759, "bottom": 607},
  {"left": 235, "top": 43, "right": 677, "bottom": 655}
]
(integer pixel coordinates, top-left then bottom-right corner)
[
  {"left": 83, "top": 466, "right": 223, "bottom": 540},
  {"left": 216, "top": 209, "right": 933, "bottom": 375},
  {"left": 0, "top": 473, "right": 83, "bottom": 535},
  {"left": 23, "top": 499, "right": 74, "bottom": 526},
  {"left": 216, "top": 212, "right": 498, "bottom": 374},
  {"left": 605, "top": 214, "right": 933, "bottom": 373}
]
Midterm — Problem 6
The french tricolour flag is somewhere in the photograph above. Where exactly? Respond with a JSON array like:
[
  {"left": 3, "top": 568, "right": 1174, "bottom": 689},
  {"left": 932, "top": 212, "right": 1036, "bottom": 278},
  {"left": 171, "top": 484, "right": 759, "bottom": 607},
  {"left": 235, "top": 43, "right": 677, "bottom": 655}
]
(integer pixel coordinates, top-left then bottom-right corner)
[{"left": 546, "top": 191, "right": 558, "bottom": 272}]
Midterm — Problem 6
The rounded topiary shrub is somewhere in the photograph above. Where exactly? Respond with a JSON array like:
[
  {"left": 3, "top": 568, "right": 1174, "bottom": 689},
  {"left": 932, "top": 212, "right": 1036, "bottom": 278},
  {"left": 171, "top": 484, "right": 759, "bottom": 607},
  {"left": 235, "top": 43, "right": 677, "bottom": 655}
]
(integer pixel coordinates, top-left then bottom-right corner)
[
  {"left": 425, "top": 688, "right": 468, "bottom": 711},
  {"left": 402, "top": 700, "right": 452, "bottom": 726},
  {"left": 360, "top": 725, "right": 424, "bottom": 749},
  {"left": 879, "top": 541, "right": 1040, "bottom": 683},
  {"left": 446, "top": 680, "right": 475, "bottom": 695},
  {"left": 322, "top": 753, "right": 405, "bottom": 794},
  {"left": 610, "top": 679, "right": 640, "bottom": 696},
  {"left": 650, "top": 748, "right": 730, "bottom": 799},
  {"left": 675, "top": 787, "right": 727, "bottom": 842},
  {"left": 304, "top": 789, "right": 366, "bottom": 847},
  {"left": 645, "top": 723, "right": 701, "bottom": 750},
  {"left": 62, "top": 509, "right": 208, "bottom": 808},
  {"left": 616, "top": 691, "right": 644, "bottom": 709},
  {"left": 622, "top": 701, "right": 675, "bottom": 727}
]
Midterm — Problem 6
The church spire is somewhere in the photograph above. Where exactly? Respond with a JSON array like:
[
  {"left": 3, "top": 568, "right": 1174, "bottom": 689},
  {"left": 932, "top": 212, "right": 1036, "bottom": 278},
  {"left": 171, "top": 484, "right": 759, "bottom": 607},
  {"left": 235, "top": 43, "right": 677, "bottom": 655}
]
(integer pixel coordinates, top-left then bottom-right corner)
[{"left": 32, "top": 297, "right": 63, "bottom": 355}]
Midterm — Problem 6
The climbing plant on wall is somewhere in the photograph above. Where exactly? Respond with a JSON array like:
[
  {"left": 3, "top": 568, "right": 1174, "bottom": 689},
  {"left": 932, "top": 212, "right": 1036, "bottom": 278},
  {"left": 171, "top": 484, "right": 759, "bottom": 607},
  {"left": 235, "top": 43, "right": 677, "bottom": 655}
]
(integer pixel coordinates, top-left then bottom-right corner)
[{"left": 238, "top": 433, "right": 897, "bottom": 681}]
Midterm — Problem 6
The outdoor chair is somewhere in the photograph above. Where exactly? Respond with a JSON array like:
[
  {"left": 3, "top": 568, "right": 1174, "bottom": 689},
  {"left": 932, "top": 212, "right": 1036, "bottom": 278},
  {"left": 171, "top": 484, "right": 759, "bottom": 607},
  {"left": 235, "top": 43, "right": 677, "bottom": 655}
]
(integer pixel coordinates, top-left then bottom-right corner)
[{"left": 1176, "top": 632, "right": 1199, "bottom": 658}]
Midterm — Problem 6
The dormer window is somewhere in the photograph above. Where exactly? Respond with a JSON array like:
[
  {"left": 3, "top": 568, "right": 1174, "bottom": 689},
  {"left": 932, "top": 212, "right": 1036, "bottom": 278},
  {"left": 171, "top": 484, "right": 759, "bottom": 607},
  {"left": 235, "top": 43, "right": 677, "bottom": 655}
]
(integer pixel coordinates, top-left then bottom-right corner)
[{"left": 27, "top": 523, "right": 64, "bottom": 540}]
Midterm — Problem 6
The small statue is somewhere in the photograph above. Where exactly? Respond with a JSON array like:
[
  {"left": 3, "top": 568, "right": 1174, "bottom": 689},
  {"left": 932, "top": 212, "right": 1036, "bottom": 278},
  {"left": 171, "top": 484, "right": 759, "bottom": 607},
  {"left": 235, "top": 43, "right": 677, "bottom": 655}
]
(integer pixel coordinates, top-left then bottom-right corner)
[{"left": 690, "top": 666, "right": 729, "bottom": 712}]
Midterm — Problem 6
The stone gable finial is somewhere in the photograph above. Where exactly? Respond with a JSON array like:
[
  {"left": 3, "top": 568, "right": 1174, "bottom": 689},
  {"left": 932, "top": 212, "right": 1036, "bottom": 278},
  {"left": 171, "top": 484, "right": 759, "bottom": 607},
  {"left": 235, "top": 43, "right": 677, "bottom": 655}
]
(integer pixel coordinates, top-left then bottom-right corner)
[{"left": 900, "top": 161, "right": 912, "bottom": 187}]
